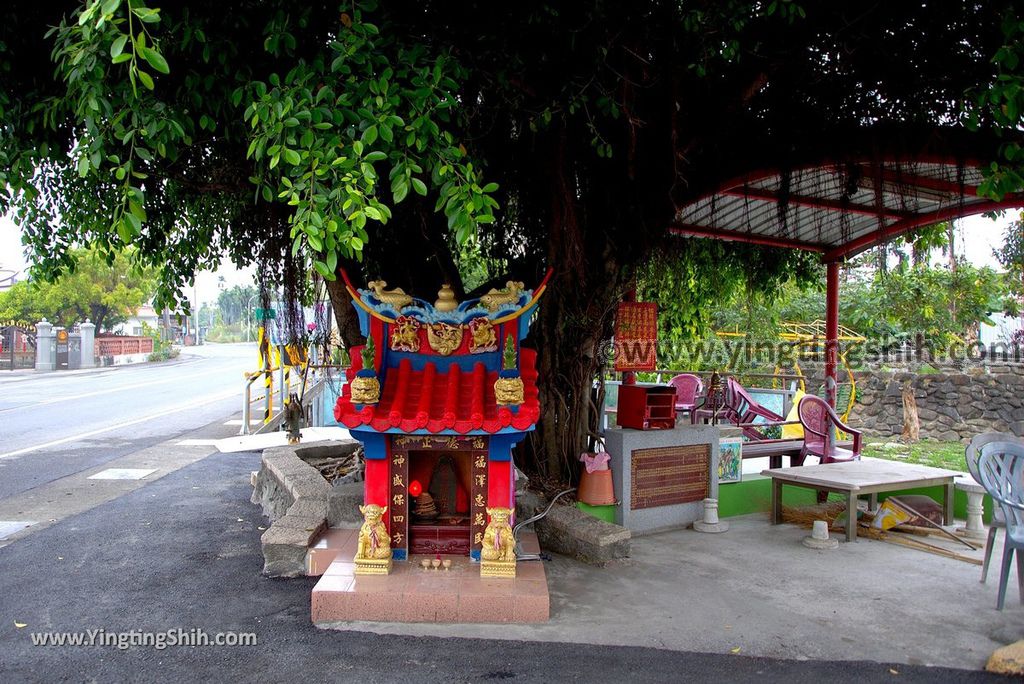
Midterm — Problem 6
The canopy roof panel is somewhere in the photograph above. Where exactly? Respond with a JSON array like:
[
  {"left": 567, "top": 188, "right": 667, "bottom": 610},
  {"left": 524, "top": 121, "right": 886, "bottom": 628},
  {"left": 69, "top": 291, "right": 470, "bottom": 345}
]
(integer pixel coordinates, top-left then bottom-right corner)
[{"left": 671, "top": 159, "right": 1024, "bottom": 261}]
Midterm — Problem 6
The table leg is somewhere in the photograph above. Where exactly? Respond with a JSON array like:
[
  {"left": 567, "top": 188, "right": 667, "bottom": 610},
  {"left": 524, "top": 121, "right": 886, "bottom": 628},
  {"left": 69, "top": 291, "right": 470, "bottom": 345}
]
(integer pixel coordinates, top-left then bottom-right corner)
[
  {"left": 771, "top": 479, "right": 783, "bottom": 524},
  {"left": 869, "top": 493, "right": 879, "bottom": 512},
  {"left": 847, "top": 490, "right": 858, "bottom": 542},
  {"left": 943, "top": 482, "right": 954, "bottom": 526}
]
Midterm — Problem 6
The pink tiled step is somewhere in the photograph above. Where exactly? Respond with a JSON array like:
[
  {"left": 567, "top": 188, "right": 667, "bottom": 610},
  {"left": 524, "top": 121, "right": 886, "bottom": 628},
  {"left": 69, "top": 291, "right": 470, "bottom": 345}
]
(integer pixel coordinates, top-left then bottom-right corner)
[
  {"left": 311, "top": 532, "right": 549, "bottom": 624},
  {"left": 306, "top": 528, "right": 356, "bottom": 576}
]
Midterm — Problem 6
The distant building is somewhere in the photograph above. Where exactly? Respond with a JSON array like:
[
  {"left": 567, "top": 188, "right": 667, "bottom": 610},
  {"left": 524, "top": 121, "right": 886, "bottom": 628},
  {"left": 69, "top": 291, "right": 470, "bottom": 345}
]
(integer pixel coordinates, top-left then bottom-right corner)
[
  {"left": 111, "top": 304, "right": 161, "bottom": 336},
  {"left": 980, "top": 312, "right": 1024, "bottom": 346}
]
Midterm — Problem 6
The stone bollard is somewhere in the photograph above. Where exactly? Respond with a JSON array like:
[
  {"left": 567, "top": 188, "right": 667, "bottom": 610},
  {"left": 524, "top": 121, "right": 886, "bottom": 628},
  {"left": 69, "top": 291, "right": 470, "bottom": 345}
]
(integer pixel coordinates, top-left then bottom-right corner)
[
  {"left": 35, "top": 319, "right": 55, "bottom": 371},
  {"left": 803, "top": 519, "right": 839, "bottom": 549},
  {"left": 693, "top": 498, "right": 729, "bottom": 533},
  {"left": 78, "top": 320, "right": 96, "bottom": 368}
]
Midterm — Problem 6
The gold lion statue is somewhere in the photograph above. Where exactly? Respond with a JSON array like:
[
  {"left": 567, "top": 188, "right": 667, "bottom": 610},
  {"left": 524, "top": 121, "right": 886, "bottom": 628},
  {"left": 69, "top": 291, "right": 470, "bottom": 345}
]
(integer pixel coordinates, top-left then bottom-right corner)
[
  {"left": 355, "top": 504, "right": 391, "bottom": 560},
  {"left": 480, "top": 507, "right": 515, "bottom": 562}
]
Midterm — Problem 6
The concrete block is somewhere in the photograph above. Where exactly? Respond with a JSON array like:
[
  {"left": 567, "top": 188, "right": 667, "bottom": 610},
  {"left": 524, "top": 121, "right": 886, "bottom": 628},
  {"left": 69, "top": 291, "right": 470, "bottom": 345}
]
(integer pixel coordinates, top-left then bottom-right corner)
[
  {"left": 328, "top": 482, "right": 365, "bottom": 526},
  {"left": 534, "top": 502, "right": 630, "bottom": 566},
  {"left": 606, "top": 424, "right": 718, "bottom": 533}
]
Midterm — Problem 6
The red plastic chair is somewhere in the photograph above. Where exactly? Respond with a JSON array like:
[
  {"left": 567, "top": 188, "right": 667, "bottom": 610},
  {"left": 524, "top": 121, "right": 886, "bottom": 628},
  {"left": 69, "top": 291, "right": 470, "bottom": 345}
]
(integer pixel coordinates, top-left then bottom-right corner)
[
  {"left": 797, "top": 394, "right": 862, "bottom": 465},
  {"left": 668, "top": 374, "right": 703, "bottom": 417}
]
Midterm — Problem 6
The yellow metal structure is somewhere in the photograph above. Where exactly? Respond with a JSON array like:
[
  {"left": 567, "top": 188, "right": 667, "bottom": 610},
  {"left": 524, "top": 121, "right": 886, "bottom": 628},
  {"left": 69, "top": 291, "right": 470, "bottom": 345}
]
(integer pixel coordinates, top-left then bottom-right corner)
[{"left": 713, "top": 320, "right": 865, "bottom": 421}]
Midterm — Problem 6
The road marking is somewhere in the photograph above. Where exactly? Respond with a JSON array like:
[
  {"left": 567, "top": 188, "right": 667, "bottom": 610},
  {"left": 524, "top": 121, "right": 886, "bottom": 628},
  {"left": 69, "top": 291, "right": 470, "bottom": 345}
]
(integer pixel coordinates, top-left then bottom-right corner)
[
  {"left": 222, "top": 419, "right": 262, "bottom": 426},
  {"left": 176, "top": 438, "right": 221, "bottom": 446},
  {"left": 0, "top": 521, "right": 35, "bottom": 539},
  {"left": 0, "top": 368, "right": 239, "bottom": 413},
  {"left": 0, "top": 389, "right": 239, "bottom": 460},
  {"left": 88, "top": 468, "right": 157, "bottom": 480}
]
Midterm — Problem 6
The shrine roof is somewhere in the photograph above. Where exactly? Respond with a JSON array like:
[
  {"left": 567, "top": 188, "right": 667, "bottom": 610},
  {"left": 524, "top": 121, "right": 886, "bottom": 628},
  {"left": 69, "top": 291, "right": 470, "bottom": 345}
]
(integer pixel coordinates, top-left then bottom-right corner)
[
  {"left": 340, "top": 269, "right": 551, "bottom": 327},
  {"left": 334, "top": 347, "right": 540, "bottom": 435}
]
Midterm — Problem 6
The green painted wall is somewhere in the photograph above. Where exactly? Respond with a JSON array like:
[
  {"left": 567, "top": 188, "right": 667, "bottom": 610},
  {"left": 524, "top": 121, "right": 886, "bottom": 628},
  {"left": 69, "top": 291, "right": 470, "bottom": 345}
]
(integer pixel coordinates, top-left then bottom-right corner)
[{"left": 718, "top": 475, "right": 980, "bottom": 521}]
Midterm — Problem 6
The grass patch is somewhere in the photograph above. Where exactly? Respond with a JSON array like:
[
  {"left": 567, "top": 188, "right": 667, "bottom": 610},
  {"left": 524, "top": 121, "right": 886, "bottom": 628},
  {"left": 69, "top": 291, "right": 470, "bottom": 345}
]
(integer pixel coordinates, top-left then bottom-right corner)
[{"left": 862, "top": 439, "right": 965, "bottom": 471}]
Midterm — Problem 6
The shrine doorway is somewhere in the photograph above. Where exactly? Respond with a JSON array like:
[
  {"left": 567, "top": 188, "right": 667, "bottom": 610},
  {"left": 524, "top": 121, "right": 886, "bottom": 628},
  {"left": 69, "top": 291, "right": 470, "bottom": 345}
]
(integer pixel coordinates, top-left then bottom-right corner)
[{"left": 387, "top": 437, "right": 489, "bottom": 559}]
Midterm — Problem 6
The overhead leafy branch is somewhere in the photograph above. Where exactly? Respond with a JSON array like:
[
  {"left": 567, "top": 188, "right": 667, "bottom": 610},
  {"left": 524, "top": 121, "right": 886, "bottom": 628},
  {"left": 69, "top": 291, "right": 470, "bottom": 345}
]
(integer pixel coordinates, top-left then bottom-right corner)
[
  {"left": 965, "top": 11, "right": 1024, "bottom": 198},
  {"left": 241, "top": 7, "right": 498, "bottom": 280}
]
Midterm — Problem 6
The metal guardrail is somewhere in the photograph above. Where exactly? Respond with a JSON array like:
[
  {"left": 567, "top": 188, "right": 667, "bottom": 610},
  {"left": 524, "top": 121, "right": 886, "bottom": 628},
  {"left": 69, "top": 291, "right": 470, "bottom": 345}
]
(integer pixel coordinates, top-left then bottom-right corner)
[{"left": 240, "top": 369, "right": 328, "bottom": 436}]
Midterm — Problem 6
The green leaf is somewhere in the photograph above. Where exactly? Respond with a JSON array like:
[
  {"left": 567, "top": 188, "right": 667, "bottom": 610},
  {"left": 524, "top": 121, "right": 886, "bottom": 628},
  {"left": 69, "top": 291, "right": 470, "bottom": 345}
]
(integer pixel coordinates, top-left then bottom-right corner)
[
  {"left": 482, "top": 182, "right": 499, "bottom": 193},
  {"left": 364, "top": 151, "right": 387, "bottom": 162},
  {"left": 283, "top": 148, "right": 301, "bottom": 165},
  {"left": 111, "top": 53, "right": 132, "bottom": 64},
  {"left": 308, "top": 233, "right": 323, "bottom": 251},
  {"left": 110, "top": 34, "right": 128, "bottom": 59},
  {"left": 364, "top": 206, "right": 382, "bottom": 221},
  {"left": 128, "top": 200, "right": 147, "bottom": 222},
  {"left": 313, "top": 260, "right": 332, "bottom": 278},
  {"left": 125, "top": 211, "right": 142, "bottom": 234},
  {"left": 362, "top": 125, "right": 378, "bottom": 145},
  {"left": 118, "top": 216, "right": 134, "bottom": 242},
  {"left": 411, "top": 177, "right": 427, "bottom": 196},
  {"left": 393, "top": 181, "right": 409, "bottom": 203},
  {"left": 137, "top": 70, "right": 155, "bottom": 90},
  {"left": 139, "top": 47, "right": 169, "bottom": 74}
]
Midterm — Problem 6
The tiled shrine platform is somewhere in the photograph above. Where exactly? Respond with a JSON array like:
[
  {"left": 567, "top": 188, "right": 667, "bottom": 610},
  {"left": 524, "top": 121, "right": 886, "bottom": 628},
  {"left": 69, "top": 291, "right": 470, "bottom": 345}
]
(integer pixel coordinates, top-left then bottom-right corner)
[{"left": 310, "top": 528, "right": 549, "bottom": 624}]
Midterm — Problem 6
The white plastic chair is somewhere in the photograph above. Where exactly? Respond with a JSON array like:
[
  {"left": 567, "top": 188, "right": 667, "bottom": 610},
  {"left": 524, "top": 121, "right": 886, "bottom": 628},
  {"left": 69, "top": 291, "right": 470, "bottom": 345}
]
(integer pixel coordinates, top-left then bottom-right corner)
[{"left": 977, "top": 445, "right": 1024, "bottom": 610}]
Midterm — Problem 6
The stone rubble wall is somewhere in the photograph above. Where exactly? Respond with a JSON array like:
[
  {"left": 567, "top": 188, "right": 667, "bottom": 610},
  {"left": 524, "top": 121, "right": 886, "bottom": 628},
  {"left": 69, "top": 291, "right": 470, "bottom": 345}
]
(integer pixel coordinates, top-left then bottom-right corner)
[{"left": 847, "top": 366, "right": 1024, "bottom": 441}]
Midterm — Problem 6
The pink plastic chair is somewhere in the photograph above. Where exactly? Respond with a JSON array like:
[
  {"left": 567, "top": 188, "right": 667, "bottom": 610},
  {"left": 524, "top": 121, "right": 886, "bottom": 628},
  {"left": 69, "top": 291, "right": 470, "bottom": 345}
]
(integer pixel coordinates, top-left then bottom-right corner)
[
  {"left": 668, "top": 374, "right": 703, "bottom": 417},
  {"left": 797, "top": 394, "right": 862, "bottom": 465},
  {"left": 692, "top": 377, "right": 783, "bottom": 440}
]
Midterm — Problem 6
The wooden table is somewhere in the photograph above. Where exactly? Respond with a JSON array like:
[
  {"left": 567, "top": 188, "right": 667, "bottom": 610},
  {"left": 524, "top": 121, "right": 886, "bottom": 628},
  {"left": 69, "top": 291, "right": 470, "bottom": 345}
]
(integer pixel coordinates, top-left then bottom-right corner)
[{"left": 761, "top": 457, "right": 961, "bottom": 542}]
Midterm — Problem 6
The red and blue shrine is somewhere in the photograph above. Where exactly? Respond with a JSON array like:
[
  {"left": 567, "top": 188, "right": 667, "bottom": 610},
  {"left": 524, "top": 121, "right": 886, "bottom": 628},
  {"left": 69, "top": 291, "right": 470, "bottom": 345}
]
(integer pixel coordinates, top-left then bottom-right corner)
[{"left": 334, "top": 272, "right": 549, "bottom": 563}]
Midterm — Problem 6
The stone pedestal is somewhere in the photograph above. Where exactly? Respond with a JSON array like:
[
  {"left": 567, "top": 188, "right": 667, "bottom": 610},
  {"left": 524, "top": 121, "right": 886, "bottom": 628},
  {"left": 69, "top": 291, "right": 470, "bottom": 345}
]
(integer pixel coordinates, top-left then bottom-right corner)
[
  {"left": 480, "top": 559, "right": 517, "bottom": 578},
  {"left": 955, "top": 479, "right": 987, "bottom": 540},
  {"left": 79, "top": 321, "right": 96, "bottom": 368},
  {"left": 34, "top": 319, "right": 54, "bottom": 371},
  {"left": 354, "top": 557, "right": 392, "bottom": 575},
  {"left": 803, "top": 519, "right": 839, "bottom": 549},
  {"left": 606, "top": 424, "right": 719, "bottom": 534},
  {"left": 693, "top": 498, "right": 729, "bottom": 533}
]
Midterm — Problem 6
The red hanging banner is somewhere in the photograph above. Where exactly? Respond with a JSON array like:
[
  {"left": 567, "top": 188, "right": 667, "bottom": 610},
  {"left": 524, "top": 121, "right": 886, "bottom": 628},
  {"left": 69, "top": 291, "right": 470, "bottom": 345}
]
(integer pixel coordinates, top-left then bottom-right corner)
[{"left": 614, "top": 302, "right": 658, "bottom": 372}]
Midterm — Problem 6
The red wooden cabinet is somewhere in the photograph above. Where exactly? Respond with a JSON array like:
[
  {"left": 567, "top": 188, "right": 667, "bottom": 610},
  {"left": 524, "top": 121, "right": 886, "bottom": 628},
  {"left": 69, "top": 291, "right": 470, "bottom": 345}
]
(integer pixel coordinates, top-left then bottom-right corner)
[{"left": 617, "top": 385, "right": 676, "bottom": 430}]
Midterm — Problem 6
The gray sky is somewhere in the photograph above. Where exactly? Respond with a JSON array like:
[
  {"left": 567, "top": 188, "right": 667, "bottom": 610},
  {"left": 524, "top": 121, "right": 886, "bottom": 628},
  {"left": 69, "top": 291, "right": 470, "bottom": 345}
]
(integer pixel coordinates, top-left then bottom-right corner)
[
  {"left": 2, "top": 210, "right": 1020, "bottom": 300},
  {"left": 0, "top": 215, "right": 253, "bottom": 307}
]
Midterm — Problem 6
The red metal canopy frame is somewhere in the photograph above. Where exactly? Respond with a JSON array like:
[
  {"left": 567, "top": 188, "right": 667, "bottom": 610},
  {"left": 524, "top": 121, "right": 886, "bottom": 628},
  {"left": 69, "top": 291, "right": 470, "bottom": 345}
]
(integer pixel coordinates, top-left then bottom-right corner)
[{"left": 671, "top": 157, "right": 1024, "bottom": 407}]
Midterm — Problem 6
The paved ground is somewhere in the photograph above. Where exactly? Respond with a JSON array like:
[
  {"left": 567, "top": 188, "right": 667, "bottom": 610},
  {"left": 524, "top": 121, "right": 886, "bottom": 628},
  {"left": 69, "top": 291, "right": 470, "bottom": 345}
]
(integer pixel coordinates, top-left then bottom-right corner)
[
  {"left": 0, "top": 444, "right": 1008, "bottom": 683},
  {"left": 0, "top": 354, "right": 1018, "bottom": 681}
]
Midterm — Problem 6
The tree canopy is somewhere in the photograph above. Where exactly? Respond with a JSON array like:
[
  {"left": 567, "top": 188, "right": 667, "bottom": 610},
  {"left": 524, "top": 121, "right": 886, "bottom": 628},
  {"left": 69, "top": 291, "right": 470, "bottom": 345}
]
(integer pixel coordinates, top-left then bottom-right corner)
[
  {"left": 3, "top": 1, "right": 1024, "bottom": 476},
  {"left": 0, "top": 247, "right": 155, "bottom": 330}
]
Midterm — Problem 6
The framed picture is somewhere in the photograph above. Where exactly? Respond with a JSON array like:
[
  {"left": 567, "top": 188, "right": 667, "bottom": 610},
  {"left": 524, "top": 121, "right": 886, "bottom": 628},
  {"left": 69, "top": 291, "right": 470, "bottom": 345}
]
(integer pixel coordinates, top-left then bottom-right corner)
[{"left": 718, "top": 438, "right": 743, "bottom": 484}]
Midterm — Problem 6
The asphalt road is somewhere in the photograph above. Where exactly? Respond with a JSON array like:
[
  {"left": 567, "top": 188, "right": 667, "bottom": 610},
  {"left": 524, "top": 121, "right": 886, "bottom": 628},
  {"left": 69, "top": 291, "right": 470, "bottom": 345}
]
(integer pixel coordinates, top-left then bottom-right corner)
[{"left": 0, "top": 343, "right": 256, "bottom": 500}]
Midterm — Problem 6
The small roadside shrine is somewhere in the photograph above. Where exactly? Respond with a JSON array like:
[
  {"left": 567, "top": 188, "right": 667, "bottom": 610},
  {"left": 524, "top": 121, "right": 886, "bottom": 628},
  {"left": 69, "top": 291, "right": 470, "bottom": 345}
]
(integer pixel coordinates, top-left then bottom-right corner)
[{"left": 333, "top": 271, "right": 549, "bottom": 578}]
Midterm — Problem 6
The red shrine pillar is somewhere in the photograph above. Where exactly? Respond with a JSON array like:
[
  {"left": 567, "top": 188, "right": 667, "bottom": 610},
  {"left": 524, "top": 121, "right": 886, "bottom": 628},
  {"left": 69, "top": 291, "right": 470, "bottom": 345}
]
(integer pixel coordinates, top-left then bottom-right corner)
[{"left": 824, "top": 260, "right": 840, "bottom": 409}]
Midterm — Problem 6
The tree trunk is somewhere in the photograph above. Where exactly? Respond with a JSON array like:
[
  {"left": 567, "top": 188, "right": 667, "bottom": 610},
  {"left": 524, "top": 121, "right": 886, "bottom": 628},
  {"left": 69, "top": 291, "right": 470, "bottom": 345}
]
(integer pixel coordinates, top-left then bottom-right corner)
[
  {"left": 901, "top": 380, "right": 920, "bottom": 442},
  {"left": 324, "top": 275, "right": 365, "bottom": 349}
]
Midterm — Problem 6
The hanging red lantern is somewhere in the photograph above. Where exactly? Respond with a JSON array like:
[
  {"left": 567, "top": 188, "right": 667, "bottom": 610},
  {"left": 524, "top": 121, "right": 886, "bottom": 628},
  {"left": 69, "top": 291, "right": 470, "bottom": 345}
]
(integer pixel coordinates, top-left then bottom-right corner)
[{"left": 409, "top": 479, "right": 423, "bottom": 497}]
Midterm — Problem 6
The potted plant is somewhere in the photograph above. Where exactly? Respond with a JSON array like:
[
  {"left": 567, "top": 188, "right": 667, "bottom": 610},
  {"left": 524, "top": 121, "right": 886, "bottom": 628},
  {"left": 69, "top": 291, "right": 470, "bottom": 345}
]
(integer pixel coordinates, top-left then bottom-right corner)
[
  {"left": 350, "top": 336, "right": 381, "bottom": 405},
  {"left": 494, "top": 334, "right": 524, "bottom": 406}
]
